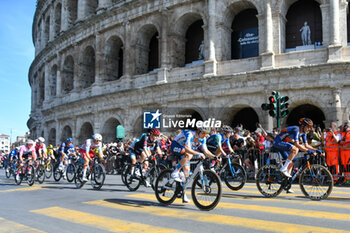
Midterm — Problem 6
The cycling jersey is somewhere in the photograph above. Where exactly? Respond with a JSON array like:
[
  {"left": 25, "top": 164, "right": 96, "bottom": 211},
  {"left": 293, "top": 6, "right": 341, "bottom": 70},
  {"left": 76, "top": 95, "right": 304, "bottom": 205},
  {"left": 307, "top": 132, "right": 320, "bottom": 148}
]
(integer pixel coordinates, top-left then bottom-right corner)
[
  {"left": 80, "top": 139, "right": 102, "bottom": 154},
  {"left": 171, "top": 130, "right": 207, "bottom": 158},
  {"left": 9, "top": 149, "right": 18, "bottom": 159},
  {"left": 19, "top": 145, "right": 36, "bottom": 158},
  {"left": 273, "top": 126, "right": 300, "bottom": 159},
  {"left": 35, "top": 143, "right": 47, "bottom": 154},
  {"left": 133, "top": 133, "right": 160, "bottom": 155},
  {"left": 58, "top": 142, "right": 75, "bottom": 155},
  {"left": 206, "top": 133, "right": 231, "bottom": 154}
]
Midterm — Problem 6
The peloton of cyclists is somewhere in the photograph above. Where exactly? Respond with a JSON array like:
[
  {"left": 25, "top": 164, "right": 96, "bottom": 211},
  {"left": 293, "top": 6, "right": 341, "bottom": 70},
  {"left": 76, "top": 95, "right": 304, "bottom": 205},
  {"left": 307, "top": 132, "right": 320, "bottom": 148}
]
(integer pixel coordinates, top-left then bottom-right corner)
[
  {"left": 170, "top": 126, "right": 216, "bottom": 203},
  {"left": 80, "top": 134, "right": 106, "bottom": 182}
]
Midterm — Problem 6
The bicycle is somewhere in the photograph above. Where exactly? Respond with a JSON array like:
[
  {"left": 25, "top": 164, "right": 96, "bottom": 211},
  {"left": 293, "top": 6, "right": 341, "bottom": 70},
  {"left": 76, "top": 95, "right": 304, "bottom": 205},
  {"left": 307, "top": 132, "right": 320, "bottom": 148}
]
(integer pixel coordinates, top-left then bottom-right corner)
[
  {"left": 14, "top": 159, "right": 35, "bottom": 186},
  {"left": 34, "top": 158, "right": 46, "bottom": 184},
  {"left": 5, "top": 159, "right": 18, "bottom": 179},
  {"left": 43, "top": 157, "right": 54, "bottom": 179},
  {"left": 74, "top": 155, "right": 106, "bottom": 190},
  {"left": 66, "top": 154, "right": 79, "bottom": 183},
  {"left": 154, "top": 158, "right": 222, "bottom": 211},
  {"left": 211, "top": 153, "right": 247, "bottom": 191},
  {"left": 123, "top": 154, "right": 166, "bottom": 191},
  {"left": 256, "top": 151, "right": 333, "bottom": 200}
]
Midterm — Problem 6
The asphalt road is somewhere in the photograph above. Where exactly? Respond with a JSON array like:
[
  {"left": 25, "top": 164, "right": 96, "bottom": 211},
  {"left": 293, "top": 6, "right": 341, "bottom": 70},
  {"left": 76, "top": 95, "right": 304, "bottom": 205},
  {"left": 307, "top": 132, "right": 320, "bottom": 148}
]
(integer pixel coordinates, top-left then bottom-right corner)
[{"left": 0, "top": 169, "right": 350, "bottom": 233}]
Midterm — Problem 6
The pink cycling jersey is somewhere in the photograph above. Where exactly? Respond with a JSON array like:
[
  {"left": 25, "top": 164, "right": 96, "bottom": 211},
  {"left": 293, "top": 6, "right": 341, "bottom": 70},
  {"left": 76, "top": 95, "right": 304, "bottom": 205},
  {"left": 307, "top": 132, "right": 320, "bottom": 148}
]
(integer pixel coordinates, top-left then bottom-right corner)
[{"left": 19, "top": 144, "right": 37, "bottom": 157}]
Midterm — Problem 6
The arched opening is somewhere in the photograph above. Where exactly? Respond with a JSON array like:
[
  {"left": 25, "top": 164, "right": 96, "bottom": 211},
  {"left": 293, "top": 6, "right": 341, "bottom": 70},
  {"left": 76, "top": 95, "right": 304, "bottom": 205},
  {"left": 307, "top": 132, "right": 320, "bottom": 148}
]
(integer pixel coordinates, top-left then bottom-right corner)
[
  {"left": 102, "top": 118, "right": 121, "bottom": 143},
  {"left": 85, "top": 0, "right": 98, "bottom": 16},
  {"left": 177, "top": 109, "right": 204, "bottom": 130},
  {"left": 135, "top": 25, "right": 159, "bottom": 75},
  {"left": 61, "top": 125, "right": 72, "bottom": 142},
  {"left": 48, "top": 128, "right": 56, "bottom": 146},
  {"left": 231, "top": 9, "right": 259, "bottom": 59},
  {"left": 49, "top": 65, "right": 57, "bottom": 98},
  {"left": 185, "top": 20, "right": 204, "bottom": 65},
  {"left": 148, "top": 32, "right": 159, "bottom": 72},
  {"left": 80, "top": 46, "right": 95, "bottom": 89},
  {"left": 286, "top": 0, "right": 322, "bottom": 50},
  {"left": 67, "top": 0, "right": 78, "bottom": 28},
  {"left": 231, "top": 107, "right": 259, "bottom": 132},
  {"left": 62, "top": 55, "right": 74, "bottom": 94},
  {"left": 105, "top": 36, "right": 123, "bottom": 81},
  {"left": 54, "top": 3, "right": 62, "bottom": 37},
  {"left": 79, "top": 122, "right": 94, "bottom": 144},
  {"left": 286, "top": 104, "right": 325, "bottom": 129},
  {"left": 33, "top": 73, "right": 38, "bottom": 107},
  {"left": 44, "top": 16, "right": 50, "bottom": 44},
  {"left": 347, "top": 6, "right": 350, "bottom": 44},
  {"left": 37, "top": 21, "right": 42, "bottom": 48},
  {"left": 38, "top": 72, "right": 45, "bottom": 106}
]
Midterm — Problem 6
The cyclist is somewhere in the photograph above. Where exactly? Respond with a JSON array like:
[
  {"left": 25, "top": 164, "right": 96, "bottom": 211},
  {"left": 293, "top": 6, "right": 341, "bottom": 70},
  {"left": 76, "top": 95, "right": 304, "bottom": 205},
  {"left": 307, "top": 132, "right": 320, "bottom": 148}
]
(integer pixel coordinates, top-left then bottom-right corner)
[
  {"left": 273, "top": 118, "right": 320, "bottom": 179},
  {"left": 80, "top": 133, "right": 106, "bottom": 182},
  {"left": 47, "top": 144, "right": 57, "bottom": 162},
  {"left": 16, "top": 139, "right": 37, "bottom": 181},
  {"left": 206, "top": 125, "right": 235, "bottom": 168},
  {"left": 57, "top": 138, "right": 75, "bottom": 179},
  {"left": 9, "top": 147, "right": 19, "bottom": 163},
  {"left": 128, "top": 129, "right": 162, "bottom": 186},
  {"left": 170, "top": 126, "right": 215, "bottom": 203},
  {"left": 35, "top": 137, "right": 47, "bottom": 160}
]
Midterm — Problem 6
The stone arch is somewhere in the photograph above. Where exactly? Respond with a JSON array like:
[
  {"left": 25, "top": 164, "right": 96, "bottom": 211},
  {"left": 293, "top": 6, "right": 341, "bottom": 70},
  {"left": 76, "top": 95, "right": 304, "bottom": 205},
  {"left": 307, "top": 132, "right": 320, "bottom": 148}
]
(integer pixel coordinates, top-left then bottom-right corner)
[
  {"left": 61, "top": 125, "right": 73, "bottom": 142},
  {"left": 49, "top": 65, "right": 57, "bottom": 98},
  {"left": 67, "top": 0, "right": 78, "bottom": 28},
  {"left": 44, "top": 15, "right": 50, "bottom": 44},
  {"left": 48, "top": 128, "right": 56, "bottom": 146},
  {"left": 135, "top": 24, "right": 160, "bottom": 75},
  {"left": 285, "top": 0, "right": 322, "bottom": 49},
  {"left": 79, "top": 46, "right": 95, "bottom": 89},
  {"left": 101, "top": 117, "right": 122, "bottom": 143},
  {"left": 286, "top": 104, "right": 326, "bottom": 129},
  {"left": 226, "top": 106, "right": 260, "bottom": 132},
  {"left": 37, "top": 21, "right": 42, "bottom": 48},
  {"left": 79, "top": 122, "right": 94, "bottom": 144},
  {"left": 177, "top": 109, "right": 204, "bottom": 130},
  {"left": 54, "top": 3, "right": 62, "bottom": 37},
  {"left": 280, "top": 0, "right": 325, "bottom": 18},
  {"left": 104, "top": 36, "right": 124, "bottom": 81},
  {"left": 33, "top": 73, "right": 38, "bottom": 107},
  {"left": 185, "top": 20, "right": 204, "bottom": 65},
  {"left": 172, "top": 12, "right": 205, "bottom": 67},
  {"left": 62, "top": 55, "right": 74, "bottom": 94}
]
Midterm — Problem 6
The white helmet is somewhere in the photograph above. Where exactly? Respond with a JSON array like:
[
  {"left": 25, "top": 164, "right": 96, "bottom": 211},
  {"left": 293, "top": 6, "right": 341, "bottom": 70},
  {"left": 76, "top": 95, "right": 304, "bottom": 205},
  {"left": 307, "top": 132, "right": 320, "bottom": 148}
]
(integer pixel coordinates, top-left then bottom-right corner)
[
  {"left": 92, "top": 133, "right": 102, "bottom": 141},
  {"left": 38, "top": 137, "right": 45, "bottom": 143},
  {"left": 198, "top": 126, "right": 211, "bottom": 134}
]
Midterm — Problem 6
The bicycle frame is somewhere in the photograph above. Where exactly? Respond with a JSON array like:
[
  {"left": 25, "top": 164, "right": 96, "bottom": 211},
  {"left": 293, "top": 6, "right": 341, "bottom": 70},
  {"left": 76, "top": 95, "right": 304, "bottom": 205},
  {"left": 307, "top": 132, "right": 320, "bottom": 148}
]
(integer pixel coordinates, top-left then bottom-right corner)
[{"left": 178, "top": 159, "right": 209, "bottom": 192}]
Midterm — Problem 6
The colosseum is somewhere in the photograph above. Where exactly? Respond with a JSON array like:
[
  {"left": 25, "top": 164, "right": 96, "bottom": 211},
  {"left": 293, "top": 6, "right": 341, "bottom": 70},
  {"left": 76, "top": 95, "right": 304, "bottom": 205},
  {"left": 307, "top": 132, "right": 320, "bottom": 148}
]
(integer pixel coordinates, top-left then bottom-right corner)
[{"left": 28, "top": 0, "right": 350, "bottom": 145}]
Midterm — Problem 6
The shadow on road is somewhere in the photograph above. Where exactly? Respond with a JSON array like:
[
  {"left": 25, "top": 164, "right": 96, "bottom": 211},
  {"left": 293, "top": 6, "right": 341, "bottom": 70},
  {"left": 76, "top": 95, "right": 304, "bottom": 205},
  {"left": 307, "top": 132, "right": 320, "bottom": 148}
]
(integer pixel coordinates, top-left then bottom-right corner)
[{"left": 103, "top": 198, "right": 188, "bottom": 210}]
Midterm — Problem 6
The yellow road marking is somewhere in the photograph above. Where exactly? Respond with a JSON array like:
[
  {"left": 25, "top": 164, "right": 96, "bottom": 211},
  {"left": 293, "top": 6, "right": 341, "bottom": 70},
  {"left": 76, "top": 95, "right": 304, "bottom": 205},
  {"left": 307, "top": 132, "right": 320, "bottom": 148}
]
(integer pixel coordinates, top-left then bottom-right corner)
[
  {"left": 31, "top": 207, "right": 187, "bottom": 233},
  {"left": 127, "top": 193, "right": 350, "bottom": 221},
  {"left": 86, "top": 199, "right": 350, "bottom": 233},
  {"left": 0, "top": 187, "right": 41, "bottom": 193},
  {"left": 0, "top": 217, "right": 46, "bottom": 233}
]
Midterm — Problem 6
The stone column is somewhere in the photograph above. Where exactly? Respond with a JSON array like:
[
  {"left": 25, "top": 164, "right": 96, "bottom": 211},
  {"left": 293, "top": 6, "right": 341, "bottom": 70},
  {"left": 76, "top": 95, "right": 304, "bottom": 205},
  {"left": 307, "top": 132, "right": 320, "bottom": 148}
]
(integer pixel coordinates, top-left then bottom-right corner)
[
  {"left": 260, "top": 1, "right": 275, "bottom": 70},
  {"left": 97, "top": 0, "right": 112, "bottom": 14},
  {"left": 332, "top": 88, "right": 343, "bottom": 124},
  {"left": 61, "top": 0, "right": 69, "bottom": 31},
  {"left": 94, "top": 32, "right": 104, "bottom": 85},
  {"left": 40, "top": 18, "right": 45, "bottom": 49},
  {"left": 123, "top": 21, "right": 133, "bottom": 78},
  {"left": 157, "top": 10, "right": 169, "bottom": 84},
  {"left": 77, "top": 0, "right": 86, "bottom": 21},
  {"left": 56, "top": 53, "right": 62, "bottom": 96},
  {"left": 44, "top": 64, "right": 50, "bottom": 103},
  {"left": 49, "top": 7, "right": 55, "bottom": 42},
  {"left": 328, "top": 1, "right": 342, "bottom": 62},
  {"left": 204, "top": 0, "right": 217, "bottom": 77},
  {"left": 320, "top": 4, "right": 330, "bottom": 47}
]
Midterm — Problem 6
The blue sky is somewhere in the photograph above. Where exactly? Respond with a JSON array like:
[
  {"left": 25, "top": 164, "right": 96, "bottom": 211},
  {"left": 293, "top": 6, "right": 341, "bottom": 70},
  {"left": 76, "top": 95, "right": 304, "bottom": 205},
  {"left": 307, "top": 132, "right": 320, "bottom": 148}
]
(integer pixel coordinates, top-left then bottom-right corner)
[{"left": 0, "top": 1, "right": 35, "bottom": 142}]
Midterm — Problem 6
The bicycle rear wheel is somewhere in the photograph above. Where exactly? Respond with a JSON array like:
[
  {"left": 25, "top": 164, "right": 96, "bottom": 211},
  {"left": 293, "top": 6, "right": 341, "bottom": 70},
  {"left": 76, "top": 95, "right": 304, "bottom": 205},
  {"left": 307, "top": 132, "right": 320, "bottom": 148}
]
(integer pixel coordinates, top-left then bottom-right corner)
[
  {"left": 91, "top": 164, "right": 106, "bottom": 190},
  {"left": 45, "top": 162, "right": 53, "bottom": 179},
  {"left": 192, "top": 170, "right": 222, "bottom": 211},
  {"left": 27, "top": 165, "right": 35, "bottom": 186},
  {"left": 5, "top": 165, "right": 11, "bottom": 178},
  {"left": 121, "top": 164, "right": 128, "bottom": 185},
  {"left": 74, "top": 165, "right": 85, "bottom": 189},
  {"left": 256, "top": 165, "right": 284, "bottom": 198},
  {"left": 154, "top": 169, "right": 177, "bottom": 205},
  {"left": 148, "top": 164, "right": 167, "bottom": 191},
  {"left": 299, "top": 164, "right": 333, "bottom": 200},
  {"left": 53, "top": 164, "right": 62, "bottom": 181},
  {"left": 36, "top": 164, "right": 46, "bottom": 184},
  {"left": 224, "top": 162, "right": 247, "bottom": 191},
  {"left": 123, "top": 164, "right": 141, "bottom": 191},
  {"left": 66, "top": 163, "right": 76, "bottom": 183}
]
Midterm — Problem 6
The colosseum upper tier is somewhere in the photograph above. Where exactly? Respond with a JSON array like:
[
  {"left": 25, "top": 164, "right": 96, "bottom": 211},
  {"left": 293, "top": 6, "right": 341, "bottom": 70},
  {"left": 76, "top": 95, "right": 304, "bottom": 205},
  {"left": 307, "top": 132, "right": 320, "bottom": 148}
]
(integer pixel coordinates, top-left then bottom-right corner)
[{"left": 29, "top": 0, "right": 350, "bottom": 145}]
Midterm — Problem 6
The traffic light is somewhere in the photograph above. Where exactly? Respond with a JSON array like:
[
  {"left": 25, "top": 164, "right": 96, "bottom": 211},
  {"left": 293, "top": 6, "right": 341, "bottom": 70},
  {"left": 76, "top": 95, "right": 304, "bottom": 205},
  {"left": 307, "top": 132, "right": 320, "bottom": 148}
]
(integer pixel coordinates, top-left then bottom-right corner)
[
  {"left": 268, "top": 95, "right": 277, "bottom": 117},
  {"left": 280, "top": 96, "right": 289, "bottom": 118}
]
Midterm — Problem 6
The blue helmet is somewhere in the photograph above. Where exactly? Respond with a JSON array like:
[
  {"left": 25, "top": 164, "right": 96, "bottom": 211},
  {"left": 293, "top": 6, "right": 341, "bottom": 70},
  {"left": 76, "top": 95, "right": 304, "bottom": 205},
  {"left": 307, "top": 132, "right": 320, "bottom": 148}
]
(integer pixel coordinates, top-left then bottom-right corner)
[{"left": 66, "top": 138, "right": 73, "bottom": 143}]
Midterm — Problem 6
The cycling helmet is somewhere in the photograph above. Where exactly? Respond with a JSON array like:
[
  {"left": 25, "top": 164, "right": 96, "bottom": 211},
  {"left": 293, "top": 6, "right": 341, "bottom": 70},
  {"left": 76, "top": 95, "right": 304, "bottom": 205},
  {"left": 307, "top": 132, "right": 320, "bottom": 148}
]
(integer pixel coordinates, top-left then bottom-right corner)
[
  {"left": 150, "top": 128, "right": 161, "bottom": 136},
  {"left": 299, "top": 118, "right": 313, "bottom": 127},
  {"left": 198, "top": 126, "right": 211, "bottom": 134},
  {"left": 26, "top": 139, "right": 34, "bottom": 145},
  {"left": 66, "top": 138, "right": 73, "bottom": 143},
  {"left": 38, "top": 137, "right": 45, "bottom": 143},
  {"left": 92, "top": 133, "right": 103, "bottom": 141},
  {"left": 48, "top": 144, "right": 53, "bottom": 149},
  {"left": 221, "top": 125, "right": 233, "bottom": 133}
]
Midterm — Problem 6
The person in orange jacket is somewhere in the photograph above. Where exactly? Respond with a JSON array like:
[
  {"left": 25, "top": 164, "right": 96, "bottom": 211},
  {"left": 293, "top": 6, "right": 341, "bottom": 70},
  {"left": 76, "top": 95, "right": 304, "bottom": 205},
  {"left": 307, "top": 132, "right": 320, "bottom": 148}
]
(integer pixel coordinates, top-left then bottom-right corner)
[
  {"left": 340, "top": 122, "right": 350, "bottom": 182},
  {"left": 323, "top": 122, "right": 341, "bottom": 179}
]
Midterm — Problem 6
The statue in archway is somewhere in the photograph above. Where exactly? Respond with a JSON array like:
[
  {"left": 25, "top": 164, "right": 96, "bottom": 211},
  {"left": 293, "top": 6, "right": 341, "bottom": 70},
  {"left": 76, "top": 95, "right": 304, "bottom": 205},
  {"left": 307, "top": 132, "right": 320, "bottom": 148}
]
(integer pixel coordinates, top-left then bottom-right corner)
[
  {"left": 198, "top": 40, "right": 204, "bottom": 60},
  {"left": 300, "top": 21, "right": 311, "bottom": 46}
]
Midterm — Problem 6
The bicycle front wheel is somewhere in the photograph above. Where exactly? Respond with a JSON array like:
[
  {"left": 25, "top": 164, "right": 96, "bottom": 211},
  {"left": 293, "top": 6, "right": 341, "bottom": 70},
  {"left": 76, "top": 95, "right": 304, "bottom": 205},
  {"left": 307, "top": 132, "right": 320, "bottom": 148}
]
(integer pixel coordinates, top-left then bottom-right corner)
[
  {"left": 256, "top": 165, "right": 284, "bottom": 198},
  {"left": 224, "top": 162, "right": 247, "bottom": 191},
  {"left": 154, "top": 169, "right": 177, "bottom": 205},
  {"left": 45, "top": 163, "right": 53, "bottom": 179},
  {"left": 5, "top": 165, "right": 11, "bottom": 179},
  {"left": 91, "top": 164, "right": 106, "bottom": 190},
  {"left": 123, "top": 164, "right": 141, "bottom": 191},
  {"left": 299, "top": 164, "right": 333, "bottom": 200},
  {"left": 27, "top": 165, "right": 35, "bottom": 186},
  {"left": 53, "top": 164, "right": 62, "bottom": 182},
  {"left": 191, "top": 169, "right": 222, "bottom": 211},
  {"left": 74, "top": 166, "right": 85, "bottom": 189},
  {"left": 66, "top": 163, "right": 76, "bottom": 183},
  {"left": 36, "top": 164, "right": 46, "bottom": 184}
]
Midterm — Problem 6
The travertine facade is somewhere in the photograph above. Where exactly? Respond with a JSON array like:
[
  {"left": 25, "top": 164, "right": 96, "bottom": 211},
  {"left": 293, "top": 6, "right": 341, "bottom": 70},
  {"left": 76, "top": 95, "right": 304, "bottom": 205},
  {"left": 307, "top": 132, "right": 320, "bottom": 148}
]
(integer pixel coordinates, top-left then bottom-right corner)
[{"left": 29, "top": 0, "right": 350, "bottom": 145}]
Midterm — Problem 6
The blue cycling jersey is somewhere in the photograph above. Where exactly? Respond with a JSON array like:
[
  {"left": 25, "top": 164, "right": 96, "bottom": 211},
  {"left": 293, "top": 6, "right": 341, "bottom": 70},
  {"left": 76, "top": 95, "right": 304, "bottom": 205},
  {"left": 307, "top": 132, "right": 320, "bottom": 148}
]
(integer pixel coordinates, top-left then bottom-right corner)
[
  {"left": 173, "top": 130, "right": 206, "bottom": 150},
  {"left": 275, "top": 126, "right": 300, "bottom": 143},
  {"left": 9, "top": 149, "right": 18, "bottom": 158},
  {"left": 58, "top": 142, "right": 75, "bottom": 154}
]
